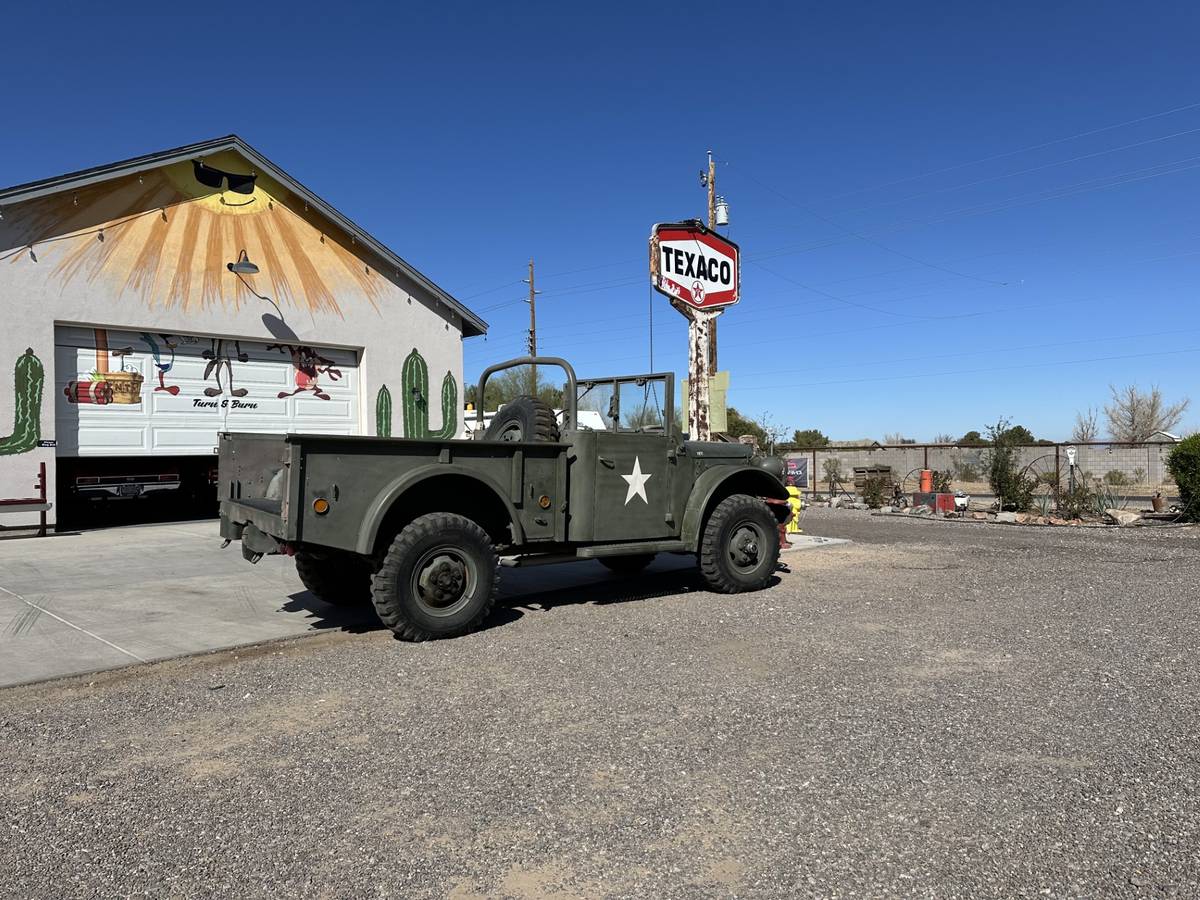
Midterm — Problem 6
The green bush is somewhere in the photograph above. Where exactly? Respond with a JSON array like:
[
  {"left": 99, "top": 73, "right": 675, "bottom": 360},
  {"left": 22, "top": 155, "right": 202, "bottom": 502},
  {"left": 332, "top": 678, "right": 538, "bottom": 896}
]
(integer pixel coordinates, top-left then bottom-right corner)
[
  {"left": 1167, "top": 435, "right": 1200, "bottom": 521},
  {"left": 1103, "top": 469, "right": 1130, "bottom": 486},
  {"left": 932, "top": 470, "right": 953, "bottom": 493},
  {"left": 984, "top": 418, "right": 1038, "bottom": 511},
  {"left": 861, "top": 476, "right": 888, "bottom": 509}
]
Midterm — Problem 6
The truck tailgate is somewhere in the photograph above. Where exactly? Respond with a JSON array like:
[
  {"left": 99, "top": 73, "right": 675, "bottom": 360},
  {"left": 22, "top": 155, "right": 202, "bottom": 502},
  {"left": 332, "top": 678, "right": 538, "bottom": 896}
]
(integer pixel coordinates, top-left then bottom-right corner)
[{"left": 218, "top": 432, "right": 298, "bottom": 543}]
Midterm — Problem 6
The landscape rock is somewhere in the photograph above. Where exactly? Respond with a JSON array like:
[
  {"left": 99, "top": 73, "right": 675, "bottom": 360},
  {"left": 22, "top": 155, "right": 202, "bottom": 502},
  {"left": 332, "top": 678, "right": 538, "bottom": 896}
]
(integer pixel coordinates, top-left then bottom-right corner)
[
  {"left": 1106, "top": 508, "right": 1141, "bottom": 527},
  {"left": 995, "top": 512, "right": 1020, "bottom": 524},
  {"left": 850, "top": 502, "right": 871, "bottom": 511},
  {"left": 878, "top": 506, "right": 895, "bottom": 515},
  {"left": 971, "top": 512, "right": 989, "bottom": 521},
  {"left": 909, "top": 506, "right": 931, "bottom": 516}
]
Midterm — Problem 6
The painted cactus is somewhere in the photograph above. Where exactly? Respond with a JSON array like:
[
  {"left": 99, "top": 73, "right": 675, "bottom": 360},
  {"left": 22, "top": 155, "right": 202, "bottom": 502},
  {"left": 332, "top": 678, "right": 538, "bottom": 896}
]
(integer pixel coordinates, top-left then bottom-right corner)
[
  {"left": 401, "top": 348, "right": 458, "bottom": 439},
  {"left": 435, "top": 370, "right": 458, "bottom": 440},
  {"left": 376, "top": 384, "right": 392, "bottom": 437},
  {"left": 0, "top": 348, "right": 45, "bottom": 456}
]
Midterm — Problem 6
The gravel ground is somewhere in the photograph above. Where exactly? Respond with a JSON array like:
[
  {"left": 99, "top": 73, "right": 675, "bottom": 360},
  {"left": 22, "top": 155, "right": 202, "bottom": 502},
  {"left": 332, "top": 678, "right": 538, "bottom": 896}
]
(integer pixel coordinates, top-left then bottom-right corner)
[{"left": 2, "top": 510, "right": 1198, "bottom": 899}]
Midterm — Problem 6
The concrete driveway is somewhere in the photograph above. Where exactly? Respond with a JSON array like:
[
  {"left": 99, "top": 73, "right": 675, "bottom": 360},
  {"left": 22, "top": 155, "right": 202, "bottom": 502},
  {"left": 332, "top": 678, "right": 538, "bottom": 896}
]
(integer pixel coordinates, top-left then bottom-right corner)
[{"left": 1, "top": 521, "right": 832, "bottom": 688}]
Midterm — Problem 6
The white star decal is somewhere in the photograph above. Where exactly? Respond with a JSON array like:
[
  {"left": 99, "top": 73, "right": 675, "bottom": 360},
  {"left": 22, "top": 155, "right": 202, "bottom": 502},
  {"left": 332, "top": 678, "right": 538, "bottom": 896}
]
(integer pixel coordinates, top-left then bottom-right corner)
[{"left": 621, "top": 456, "right": 653, "bottom": 505}]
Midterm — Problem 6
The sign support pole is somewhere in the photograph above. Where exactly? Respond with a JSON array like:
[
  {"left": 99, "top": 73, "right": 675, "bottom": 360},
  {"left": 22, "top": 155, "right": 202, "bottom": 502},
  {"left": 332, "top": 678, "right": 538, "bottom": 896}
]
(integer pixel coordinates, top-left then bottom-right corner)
[{"left": 687, "top": 307, "right": 720, "bottom": 441}]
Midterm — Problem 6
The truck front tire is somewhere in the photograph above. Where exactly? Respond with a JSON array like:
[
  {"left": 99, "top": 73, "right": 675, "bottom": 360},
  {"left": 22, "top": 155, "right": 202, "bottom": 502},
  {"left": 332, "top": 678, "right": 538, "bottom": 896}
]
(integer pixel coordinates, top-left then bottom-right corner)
[
  {"left": 295, "top": 551, "right": 373, "bottom": 607},
  {"left": 371, "top": 513, "right": 500, "bottom": 641},
  {"left": 698, "top": 495, "right": 780, "bottom": 593}
]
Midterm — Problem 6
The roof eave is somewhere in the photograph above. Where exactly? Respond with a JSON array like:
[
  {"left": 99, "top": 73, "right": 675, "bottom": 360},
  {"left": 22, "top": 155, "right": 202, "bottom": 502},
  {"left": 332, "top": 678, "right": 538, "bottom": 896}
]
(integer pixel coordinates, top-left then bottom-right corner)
[{"left": 0, "top": 135, "right": 488, "bottom": 337}]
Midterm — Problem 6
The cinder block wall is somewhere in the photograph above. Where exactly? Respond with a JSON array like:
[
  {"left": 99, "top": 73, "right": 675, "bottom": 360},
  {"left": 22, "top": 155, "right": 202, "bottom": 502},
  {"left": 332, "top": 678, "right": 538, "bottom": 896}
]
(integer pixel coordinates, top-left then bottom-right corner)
[{"left": 787, "top": 442, "right": 1179, "bottom": 496}]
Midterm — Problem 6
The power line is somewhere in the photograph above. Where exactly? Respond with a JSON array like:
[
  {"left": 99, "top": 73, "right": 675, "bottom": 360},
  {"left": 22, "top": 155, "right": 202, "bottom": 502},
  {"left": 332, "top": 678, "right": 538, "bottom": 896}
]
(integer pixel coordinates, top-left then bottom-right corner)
[
  {"left": 836, "top": 125, "right": 1200, "bottom": 216},
  {"left": 731, "top": 346, "right": 1200, "bottom": 392},
  {"left": 819, "top": 99, "right": 1200, "bottom": 202},
  {"left": 729, "top": 161, "right": 1010, "bottom": 286}
]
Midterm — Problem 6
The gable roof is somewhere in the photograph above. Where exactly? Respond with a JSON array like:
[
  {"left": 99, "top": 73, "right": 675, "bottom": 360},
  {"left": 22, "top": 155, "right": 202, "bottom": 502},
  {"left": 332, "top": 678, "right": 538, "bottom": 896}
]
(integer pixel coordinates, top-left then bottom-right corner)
[{"left": 0, "top": 134, "right": 487, "bottom": 336}]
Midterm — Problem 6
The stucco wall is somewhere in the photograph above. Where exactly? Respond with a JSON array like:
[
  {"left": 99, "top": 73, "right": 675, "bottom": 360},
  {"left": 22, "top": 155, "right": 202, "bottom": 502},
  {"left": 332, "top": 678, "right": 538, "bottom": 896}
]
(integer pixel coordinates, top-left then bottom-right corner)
[{"left": 0, "top": 154, "right": 466, "bottom": 526}]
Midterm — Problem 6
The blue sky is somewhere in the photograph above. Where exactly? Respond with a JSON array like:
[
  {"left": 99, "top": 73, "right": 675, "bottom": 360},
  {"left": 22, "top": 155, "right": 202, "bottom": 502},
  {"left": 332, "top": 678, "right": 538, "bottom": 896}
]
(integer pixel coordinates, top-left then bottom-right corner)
[{"left": 4, "top": 1, "right": 1198, "bottom": 440}]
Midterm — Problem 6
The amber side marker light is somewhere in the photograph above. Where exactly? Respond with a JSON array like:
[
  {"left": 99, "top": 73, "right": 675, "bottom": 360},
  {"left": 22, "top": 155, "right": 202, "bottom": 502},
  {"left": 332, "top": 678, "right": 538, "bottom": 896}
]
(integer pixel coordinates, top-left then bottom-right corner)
[{"left": 313, "top": 497, "right": 331, "bottom": 514}]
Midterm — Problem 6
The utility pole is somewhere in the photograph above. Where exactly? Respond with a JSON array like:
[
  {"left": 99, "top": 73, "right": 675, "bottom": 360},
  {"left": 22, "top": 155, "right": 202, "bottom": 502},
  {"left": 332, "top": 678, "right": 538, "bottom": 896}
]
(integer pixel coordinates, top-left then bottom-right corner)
[{"left": 523, "top": 259, "right": 540, "bottom": 396}]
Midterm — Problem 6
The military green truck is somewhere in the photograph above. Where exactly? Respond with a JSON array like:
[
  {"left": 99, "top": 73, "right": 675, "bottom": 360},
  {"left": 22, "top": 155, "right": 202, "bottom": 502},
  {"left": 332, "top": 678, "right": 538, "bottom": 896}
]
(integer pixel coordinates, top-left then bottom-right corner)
[{"left": 219, "top": 357, "right": 789, "bottom": 641}]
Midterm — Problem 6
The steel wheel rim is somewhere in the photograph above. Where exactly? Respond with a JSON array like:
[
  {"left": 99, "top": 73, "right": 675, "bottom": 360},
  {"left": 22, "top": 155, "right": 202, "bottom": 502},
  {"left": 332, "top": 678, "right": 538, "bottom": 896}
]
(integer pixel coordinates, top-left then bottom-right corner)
[
  {"left": 410, "top": 546, "right": 477, "bottom": 617},
  {"left": 497, "top": 422, "right": 524, "bottom": 441},
  {"left": 728, "top": 519, "right": 767, "bottom": 574}
]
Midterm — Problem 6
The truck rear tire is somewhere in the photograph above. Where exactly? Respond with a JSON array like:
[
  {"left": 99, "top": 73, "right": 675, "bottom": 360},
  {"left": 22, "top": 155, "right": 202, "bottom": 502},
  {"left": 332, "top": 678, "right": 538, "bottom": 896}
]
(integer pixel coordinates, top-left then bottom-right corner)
[
  {"left": 599, "top": 553, "right": 656, "bottom": 575},
  {"left": 295, "top": 551, "right": 373, "bottom": 607},
  {"left": 371, "top": 513, "right": 499, "bottom": 641},
  {"left": 698, "top": 495, "right": 780, "bottom": 593},
  {"left": 483, "top": 396, "right": 560, "bottom": 442}
]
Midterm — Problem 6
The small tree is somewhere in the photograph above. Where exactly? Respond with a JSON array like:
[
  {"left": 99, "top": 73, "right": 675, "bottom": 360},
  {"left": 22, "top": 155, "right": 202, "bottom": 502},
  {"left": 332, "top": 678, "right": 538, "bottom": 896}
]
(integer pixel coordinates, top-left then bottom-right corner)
[
  {"left": 932, "top": 433, "right": 957, "bottom": 444},
  {"left": 884, "top": 432, "right": 916, "bottom": 445},
  {"left": 791, "top": 428, "right": 830, "bottom": 449},
  {"left": 1104, "top": 384, "right": 1190, "bottom": 442},
  {"left": 1072, "top": 407, "right": 1100, "bottom": 443},
  {"left": 1167, "top": 434, "right": 1200, "bottom": 521},
  {"left": 999, "top": 424, "right": 1036, "bottom": 445},
  {"left": 984, "top": 417, "right": 1037, "bottom": 511},
  {"left": 959, "top": 430, "right": 988, "bottom": 447},
  {"left": 725, "top": 407, "right": 769, "bottom": 448},
  {"left": 823, "top": 457, "right": 844, "bottom": 494}
]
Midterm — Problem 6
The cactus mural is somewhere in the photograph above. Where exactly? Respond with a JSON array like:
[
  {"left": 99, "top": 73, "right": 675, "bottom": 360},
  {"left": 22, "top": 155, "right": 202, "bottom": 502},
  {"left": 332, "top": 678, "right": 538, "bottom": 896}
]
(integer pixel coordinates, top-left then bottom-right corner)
[
  {"left": 0, "top": 349, "right": 45, "bottom": 456},
  {"left": 376, "top": 384, "right": 393, "bottom": 437},
  {"left": 400, "top": 348, "right": 458, "bottom": 439}
]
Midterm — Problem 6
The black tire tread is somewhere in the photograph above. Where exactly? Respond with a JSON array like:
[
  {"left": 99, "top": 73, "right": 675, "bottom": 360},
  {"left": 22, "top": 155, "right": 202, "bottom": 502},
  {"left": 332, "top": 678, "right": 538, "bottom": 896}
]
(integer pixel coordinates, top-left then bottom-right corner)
[
  {"left": 371, "top": 512, "right": 499, "bottom": 641},
  {"left": 483, "top": 396, "right": 560, "bottom": 442},
  {"left": 295, "top": 551, "right": 372, "bottom": 607},
  {"left": 699, "top": 494, "right": 779, "bottom": 593},
  {"left": 599, "top": 553, "right": 656, "bottom": 575}
]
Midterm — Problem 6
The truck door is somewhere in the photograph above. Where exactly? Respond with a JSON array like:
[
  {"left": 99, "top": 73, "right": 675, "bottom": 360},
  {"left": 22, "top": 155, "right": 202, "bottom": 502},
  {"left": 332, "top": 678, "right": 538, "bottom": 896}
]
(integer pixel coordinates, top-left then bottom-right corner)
[{"left": 590, "top": 379, "right": 674, "bottom": 542}]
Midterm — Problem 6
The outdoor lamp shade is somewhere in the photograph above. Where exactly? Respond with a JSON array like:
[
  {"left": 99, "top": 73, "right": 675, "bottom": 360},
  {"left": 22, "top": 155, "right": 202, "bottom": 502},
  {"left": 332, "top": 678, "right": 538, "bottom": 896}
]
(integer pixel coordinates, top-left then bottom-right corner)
[{"left": 227, "top": 250, "right": 259, "bottom": 275}]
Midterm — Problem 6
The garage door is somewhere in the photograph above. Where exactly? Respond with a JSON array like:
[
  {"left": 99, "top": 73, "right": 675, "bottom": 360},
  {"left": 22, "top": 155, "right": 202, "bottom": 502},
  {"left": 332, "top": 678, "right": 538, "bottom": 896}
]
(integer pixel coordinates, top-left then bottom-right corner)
[{"left": 54, "top": 326, "right": 360, "bottom": 456}]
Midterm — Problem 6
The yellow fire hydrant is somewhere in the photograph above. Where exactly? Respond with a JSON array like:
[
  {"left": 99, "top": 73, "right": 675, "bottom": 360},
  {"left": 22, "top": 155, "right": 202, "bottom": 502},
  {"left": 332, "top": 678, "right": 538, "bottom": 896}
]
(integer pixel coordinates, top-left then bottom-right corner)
[{"left": 786, "top": 485, "right": 803, "bottom": 534}]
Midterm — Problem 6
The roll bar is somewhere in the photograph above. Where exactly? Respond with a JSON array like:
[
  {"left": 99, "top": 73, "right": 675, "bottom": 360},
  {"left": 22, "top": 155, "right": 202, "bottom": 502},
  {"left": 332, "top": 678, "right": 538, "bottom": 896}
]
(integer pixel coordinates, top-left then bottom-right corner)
[{"left": 474, "top": 356, "right": 578, "bottom": 430}]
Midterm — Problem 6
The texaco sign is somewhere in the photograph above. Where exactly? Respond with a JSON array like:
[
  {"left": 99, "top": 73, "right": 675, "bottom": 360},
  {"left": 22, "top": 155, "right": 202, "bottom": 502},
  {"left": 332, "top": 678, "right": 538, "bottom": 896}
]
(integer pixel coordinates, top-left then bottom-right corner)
[{"left": 649, "top": 222, "right": 740, "bottom": 311}]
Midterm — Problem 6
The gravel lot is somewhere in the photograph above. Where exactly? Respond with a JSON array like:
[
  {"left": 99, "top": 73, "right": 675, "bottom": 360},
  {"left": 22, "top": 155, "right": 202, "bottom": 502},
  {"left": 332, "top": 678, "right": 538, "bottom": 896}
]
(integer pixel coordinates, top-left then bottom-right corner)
[{"left": 2, "top": 510, "right": 1198, "bottom": 899}]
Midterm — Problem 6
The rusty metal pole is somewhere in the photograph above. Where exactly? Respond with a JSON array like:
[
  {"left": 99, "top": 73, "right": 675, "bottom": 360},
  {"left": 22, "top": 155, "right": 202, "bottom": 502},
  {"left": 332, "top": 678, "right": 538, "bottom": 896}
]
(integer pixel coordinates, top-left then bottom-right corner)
[
  {"left": 706, "top": 151, "right": 719, "bottom": 372},
  {"left": 688, "top": 308, "right": 717, "bottom": 441}
]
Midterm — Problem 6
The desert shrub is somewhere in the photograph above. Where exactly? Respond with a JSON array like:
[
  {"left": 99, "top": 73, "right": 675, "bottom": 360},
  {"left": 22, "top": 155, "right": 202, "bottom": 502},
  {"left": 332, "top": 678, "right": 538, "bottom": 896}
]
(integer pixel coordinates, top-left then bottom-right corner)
[
  {"left": 1167, "top": 435, "right": 1200, "bottom": 521},
  {"left": 861, "top": 476, "right": 888, "bottom": 509},
  {"left": 1103, "top": 469, "right": 1130, "bottom": 486},
  {"left": 932, "top": 470, "right": 953, "bottom": 493},
  {"left": 1132, "top": 467, "right": 1146, "bottom": 484},
  {"left": 1054, "top": 479, "right": 1095, "bottom": 520},
  {"left": 984, "top": 418, "right": 1038, "bottom": 511}
]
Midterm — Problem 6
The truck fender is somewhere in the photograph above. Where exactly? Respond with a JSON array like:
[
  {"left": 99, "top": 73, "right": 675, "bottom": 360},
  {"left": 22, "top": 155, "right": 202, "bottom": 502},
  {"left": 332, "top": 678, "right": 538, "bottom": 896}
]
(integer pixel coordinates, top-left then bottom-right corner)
[
  {"left": 356, "top": 463, "right": 524, "bottom": 555},
  {"left": 681, "top": 466, "right": 790, "bottom": 551}
]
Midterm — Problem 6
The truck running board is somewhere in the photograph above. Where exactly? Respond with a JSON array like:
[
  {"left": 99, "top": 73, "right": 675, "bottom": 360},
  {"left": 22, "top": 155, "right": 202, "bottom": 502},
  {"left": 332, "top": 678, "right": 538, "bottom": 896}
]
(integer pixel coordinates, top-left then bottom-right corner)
[{"left": 576, "top": 540, "right": 688, "bottom": 558}]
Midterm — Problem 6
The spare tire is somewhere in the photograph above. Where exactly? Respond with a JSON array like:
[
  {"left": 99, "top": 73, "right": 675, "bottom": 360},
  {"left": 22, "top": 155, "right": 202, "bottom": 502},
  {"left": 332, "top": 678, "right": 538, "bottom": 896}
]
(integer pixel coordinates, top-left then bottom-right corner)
[{"left": 483, "top": 396, "right": 560, "bottom": 442}]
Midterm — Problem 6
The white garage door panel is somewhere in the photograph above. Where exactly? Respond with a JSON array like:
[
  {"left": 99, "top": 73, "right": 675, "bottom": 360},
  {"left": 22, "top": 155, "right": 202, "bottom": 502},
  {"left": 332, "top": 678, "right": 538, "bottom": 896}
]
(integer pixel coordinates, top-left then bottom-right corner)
[{"left": 55, "top": 326, "right": 361, "bottom": 457}]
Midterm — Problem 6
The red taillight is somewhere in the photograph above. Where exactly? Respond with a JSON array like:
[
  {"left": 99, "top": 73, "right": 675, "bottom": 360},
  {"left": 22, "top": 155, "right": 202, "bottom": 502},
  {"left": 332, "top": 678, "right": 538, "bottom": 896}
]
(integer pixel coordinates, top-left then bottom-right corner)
[
  {"left": 76, "top": 476, "right": 100, "bottom": 485},
  {"left": 158, "top": 474, "right": 179, "bottom": 482}
]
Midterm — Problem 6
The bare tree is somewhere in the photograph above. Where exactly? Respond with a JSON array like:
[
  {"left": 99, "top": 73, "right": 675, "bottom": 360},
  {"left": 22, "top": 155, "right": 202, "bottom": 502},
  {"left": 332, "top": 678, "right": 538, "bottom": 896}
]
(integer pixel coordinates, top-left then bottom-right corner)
[
  {"left": 750, "top": 411, "right": 788, "bottom": 455},
  {"left": 1071, "top": 407, "right": 1100, "bottom": 443},
  {"left": 883, "top": 432, "right": 916, "bottom": 445},
  {"left": 1103, "top": 384, "right": 1189, "bottom": 442},
  {"left": 932, "top": 433, "right": 957, "bottom": 444}
]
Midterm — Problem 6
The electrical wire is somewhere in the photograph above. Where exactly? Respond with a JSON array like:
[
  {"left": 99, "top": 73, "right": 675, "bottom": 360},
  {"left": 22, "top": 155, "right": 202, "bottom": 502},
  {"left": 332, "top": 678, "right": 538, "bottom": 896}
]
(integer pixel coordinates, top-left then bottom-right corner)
[{"left": 819, "top": 99, "right": 1200, "bottom": 202}]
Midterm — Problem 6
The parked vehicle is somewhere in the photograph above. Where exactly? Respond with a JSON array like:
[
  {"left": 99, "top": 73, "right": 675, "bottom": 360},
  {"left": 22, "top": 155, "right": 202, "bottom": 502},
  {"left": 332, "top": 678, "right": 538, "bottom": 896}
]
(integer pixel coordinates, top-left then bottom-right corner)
[{"left": 219, "top": 357, "right": 790, "bottom": 641}]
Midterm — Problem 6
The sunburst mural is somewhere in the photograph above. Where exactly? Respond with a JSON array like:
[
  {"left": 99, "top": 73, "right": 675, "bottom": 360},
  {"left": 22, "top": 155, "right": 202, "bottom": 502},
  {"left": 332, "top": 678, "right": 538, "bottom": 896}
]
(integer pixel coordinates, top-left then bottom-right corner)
[{"left": 5, "top": 150, "right": 384, "bottom": 317}]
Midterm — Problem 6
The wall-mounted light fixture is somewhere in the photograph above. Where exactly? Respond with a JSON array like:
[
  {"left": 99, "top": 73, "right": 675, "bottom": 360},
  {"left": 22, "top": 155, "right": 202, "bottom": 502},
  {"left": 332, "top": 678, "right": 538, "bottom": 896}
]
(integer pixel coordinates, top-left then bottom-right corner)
[{"left": 226, "top": 249, "right": 259, "bottom": 275}]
